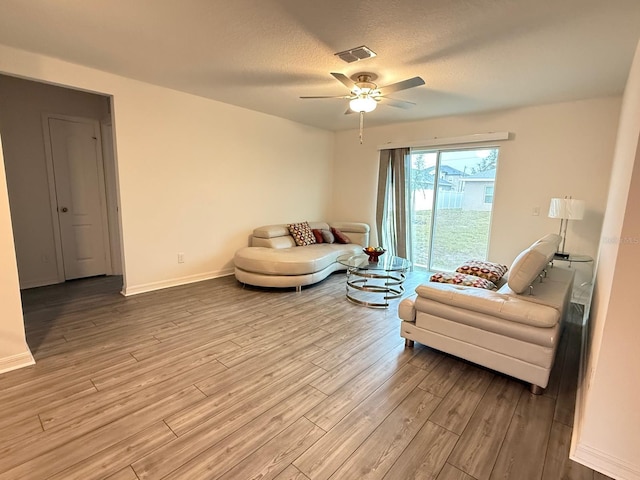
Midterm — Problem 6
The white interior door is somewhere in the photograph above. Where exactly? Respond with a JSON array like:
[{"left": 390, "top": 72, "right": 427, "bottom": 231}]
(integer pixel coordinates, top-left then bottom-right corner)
[{"left": 48, "top": 117, "right": 108, "bottom": 280}]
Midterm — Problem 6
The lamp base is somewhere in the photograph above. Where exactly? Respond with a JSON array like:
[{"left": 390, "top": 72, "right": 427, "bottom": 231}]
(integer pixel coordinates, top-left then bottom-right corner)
[{"left": 554, "top": 252, "right": 570, "bottom": 259}]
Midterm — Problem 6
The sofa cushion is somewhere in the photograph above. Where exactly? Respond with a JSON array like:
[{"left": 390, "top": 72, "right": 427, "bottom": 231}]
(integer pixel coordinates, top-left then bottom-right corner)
[
  {"left": 253, "top": 224, "right": 290, "bottom": 239},
  {"left": 288, "top": 221, "right": 316, "bottom": 246},
  {"left": 507, "top": 240, "right": 557, "bottom": 294},
  {"left": 235, "top": 243, "right": 361, "bottom": 276},
  {"left": 330, "top": 222, "right": 370, "bottom": 248},
  {"left": 455, "top": 260, "right": 508, "bottom": 283},
  {"left": 252, "top": 235, "right": 297, "bottom": 249},
  {"left": 498, "top": 266, "right": 574, "bottom": 310},
  {"left": 413, "top": 299, "right": 561, "bottom": 350},
  {"left": 415, "top": 282, "right": 561, "bottom": 328},
  {"left": 430, "top": 272, "right": 497, "bottom": 290},
  {"left": 308, "top": 222, "right": 331, "bottom": 231},
  {"left": 412, "top": 302, "right": 561, "bottom": 352},
  {"left": 329, "top": 222, "right": 369, "bottom": 234}
]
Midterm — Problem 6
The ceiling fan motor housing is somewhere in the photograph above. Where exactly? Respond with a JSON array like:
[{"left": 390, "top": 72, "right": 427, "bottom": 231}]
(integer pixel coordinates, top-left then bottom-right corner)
[{"left": 353, "top": 74, "right": 378, "bottom": 95}]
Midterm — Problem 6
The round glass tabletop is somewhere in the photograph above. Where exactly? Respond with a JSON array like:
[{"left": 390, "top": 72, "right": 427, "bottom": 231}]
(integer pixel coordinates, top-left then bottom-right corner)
[{"left": 336, "top": 253, "right": 411, "bottom": 272}]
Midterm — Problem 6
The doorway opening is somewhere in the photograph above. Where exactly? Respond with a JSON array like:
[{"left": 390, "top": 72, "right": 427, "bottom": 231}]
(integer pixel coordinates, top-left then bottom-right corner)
[
  {"left": 0, "top": 74, "right": 122, "bottom": 288},
  {"left": 0, "top": 74, "right": 123, "bottom": 352}
]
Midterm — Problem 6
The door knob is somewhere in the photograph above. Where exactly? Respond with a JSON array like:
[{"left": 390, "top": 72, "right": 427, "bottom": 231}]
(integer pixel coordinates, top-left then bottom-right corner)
[{"left": 60, "top": 207, "right": 69, "bottom": 213}]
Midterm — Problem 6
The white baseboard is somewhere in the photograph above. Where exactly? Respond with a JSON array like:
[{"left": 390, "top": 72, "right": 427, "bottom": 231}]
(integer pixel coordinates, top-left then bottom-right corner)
[
  {"left": 572, "top": 442, "right": 640, "bottom": 480},
  {"left": 122, "top": 268, "right": 235, "bottom": 296},
  {"left": 0, "top": 349, "right": 35, "bottom": 375}
]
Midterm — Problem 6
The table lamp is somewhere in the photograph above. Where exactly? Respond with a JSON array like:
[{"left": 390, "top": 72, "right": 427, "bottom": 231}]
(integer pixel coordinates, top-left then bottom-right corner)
[{"left": 548, "top": 197, "right": 585, "bottom": 258}]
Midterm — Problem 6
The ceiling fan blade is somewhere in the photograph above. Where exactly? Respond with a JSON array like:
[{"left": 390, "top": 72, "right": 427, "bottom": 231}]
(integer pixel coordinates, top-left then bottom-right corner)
[
  {"left": 379, "top": 97, "right": 417, "bottom": 109},
  {"left": 300, "top": 95, "right": 351, "bottom": 99},
  {"left": 344, "top": 107, "right": 356, "bottom": 115},
  {"left": 331, "top": 72, "right": 356, "bottom": 89},
  {"left": 378, "top": 76, "right": 425, "bottom": 95}
]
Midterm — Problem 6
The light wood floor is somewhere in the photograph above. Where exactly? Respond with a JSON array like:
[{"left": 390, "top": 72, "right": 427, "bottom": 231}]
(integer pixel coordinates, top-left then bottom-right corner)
[{"left": 1, "top": 271, "right": 609, "bottom": 480}]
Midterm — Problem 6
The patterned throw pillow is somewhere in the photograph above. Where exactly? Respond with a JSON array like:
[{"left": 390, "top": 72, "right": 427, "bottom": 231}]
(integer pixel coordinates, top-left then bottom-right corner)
[
  {"left": 331, "top": 227, "right": 351, "bottom": 244},
  {"left": 429, "top": 272, "right": 497, "bottom": 290},
  {"left": 455, "top": 260, "right": 508, "bottom": 283},
  {"left": 287, "top": 222, "right": 316, "bottom": 246}
]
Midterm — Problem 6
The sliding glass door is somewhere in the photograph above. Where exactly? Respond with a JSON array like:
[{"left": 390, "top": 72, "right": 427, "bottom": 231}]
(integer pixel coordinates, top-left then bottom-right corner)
[{"left": 408, "top": 147, "right": 498, "bottom": 271}]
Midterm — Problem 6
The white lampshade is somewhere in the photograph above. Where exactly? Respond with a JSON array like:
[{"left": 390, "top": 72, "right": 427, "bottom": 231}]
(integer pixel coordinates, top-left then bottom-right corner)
[
  {"left": 349, "top": 96, "right": 377, "bottom": 113},
  {"left": 548, "top": 198, "right": 585, "bottom": 220}
]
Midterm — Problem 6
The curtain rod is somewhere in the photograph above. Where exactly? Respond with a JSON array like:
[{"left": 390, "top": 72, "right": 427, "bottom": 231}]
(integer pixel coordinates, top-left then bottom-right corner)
[{"left": 377, "top": 132, "right": 510, "bottom": 150}]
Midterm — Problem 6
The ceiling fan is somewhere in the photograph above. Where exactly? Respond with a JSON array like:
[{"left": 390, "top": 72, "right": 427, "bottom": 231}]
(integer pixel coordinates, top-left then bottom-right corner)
[{"left": 300, "top": 72, "right": 425, "bottom": 143}]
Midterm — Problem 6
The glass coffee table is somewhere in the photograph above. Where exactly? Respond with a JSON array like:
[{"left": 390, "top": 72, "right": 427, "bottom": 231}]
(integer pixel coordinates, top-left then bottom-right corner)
[{"left": 336, "top": 253, "right": 411, "bottom": 308}]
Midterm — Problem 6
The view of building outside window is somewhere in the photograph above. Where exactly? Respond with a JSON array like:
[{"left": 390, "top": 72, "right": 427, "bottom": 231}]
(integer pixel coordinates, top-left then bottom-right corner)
[{"left": 408, "top": 148, "right": 498, "bottom": 271}]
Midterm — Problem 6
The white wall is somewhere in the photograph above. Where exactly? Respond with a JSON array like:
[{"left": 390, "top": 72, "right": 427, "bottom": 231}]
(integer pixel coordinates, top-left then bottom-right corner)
[
  {"left": 112, "top": 80, "right": 333, "bottom": 294},
  {"left": 0, "top": 136, "right": 34, "bottom": 373},
  {"left": 332, "top": 98, "right": 621, "bottom": 273},
  {"left": 0, "top": 44, "right": 335, "bottom": 298},
  {"left": 0, "top": 74, "right": 112, "bottom": 288},
  {"left": 573, "top": 40, "right": 640, "bottom": 480}
]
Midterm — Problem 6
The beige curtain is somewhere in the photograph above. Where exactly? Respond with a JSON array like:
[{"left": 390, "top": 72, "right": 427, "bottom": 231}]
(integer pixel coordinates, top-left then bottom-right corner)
[{"left": 376, "top": 148, "right": 410, "bottom": 258}]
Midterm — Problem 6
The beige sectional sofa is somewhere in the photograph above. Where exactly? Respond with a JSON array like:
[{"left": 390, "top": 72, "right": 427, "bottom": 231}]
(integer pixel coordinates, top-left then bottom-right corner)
[
  {"left": 234, "top": 221, "right": 370, "bottom": 291},
  {"left": 399, "top": 234, "right": 574, "bottom": 393}
]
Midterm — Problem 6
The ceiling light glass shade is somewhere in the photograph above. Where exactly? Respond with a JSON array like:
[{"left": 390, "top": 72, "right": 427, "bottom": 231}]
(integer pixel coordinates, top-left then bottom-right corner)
[
  {"left": 349, "top": 96, "right": 377, "bottom": 113},
  {"left": 548, "top": 198, "right": 585, "bottom": 220}
]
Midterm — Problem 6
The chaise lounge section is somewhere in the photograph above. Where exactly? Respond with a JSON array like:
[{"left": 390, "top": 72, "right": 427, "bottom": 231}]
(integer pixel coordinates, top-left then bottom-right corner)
[
  {"left": 234, "top": 221, "right": 370, "bottom": 291},
  {"left": 399, "top": 234, "right": 574, "bottom": 393}
]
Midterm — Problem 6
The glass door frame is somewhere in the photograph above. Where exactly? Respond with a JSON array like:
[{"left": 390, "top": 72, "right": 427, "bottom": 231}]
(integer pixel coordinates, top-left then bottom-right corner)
[{"left": 408, "top": 145, "right": 499, "bottom": 272}]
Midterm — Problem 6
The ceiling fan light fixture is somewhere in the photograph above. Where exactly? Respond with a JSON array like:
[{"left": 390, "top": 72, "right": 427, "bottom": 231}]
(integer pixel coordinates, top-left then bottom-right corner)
[
  {"left": 301, "top": 71, "right": 424, "bottom": 144},
  {"left": 349, "top": 96, "right": 377, "bottom": 113}
]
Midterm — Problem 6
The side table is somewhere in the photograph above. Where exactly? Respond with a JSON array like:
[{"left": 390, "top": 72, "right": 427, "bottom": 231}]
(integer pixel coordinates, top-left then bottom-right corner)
[
  {"left": 551, "top": 254, "right": 593, "bottom": 268},
  {"left": 551, "top": 254, "right": 594, "bottom": 310}
]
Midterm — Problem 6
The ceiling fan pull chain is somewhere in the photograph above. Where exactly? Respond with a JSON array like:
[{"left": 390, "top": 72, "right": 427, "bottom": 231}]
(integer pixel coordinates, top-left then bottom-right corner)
[{"left": 359, "top": 111, "right": 364, "bottom": 144}]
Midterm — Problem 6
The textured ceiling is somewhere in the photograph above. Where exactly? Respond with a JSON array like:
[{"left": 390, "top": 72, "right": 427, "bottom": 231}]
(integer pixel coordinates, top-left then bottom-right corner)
[{"left": 0, "top": 0, "right": 639, "bottom": 131}]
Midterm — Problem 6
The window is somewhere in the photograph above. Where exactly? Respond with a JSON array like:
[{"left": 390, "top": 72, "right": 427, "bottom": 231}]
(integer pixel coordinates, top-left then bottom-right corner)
[
  {"left": 407, "top": 147, "right": 499, "bottom": 271},
  {"left": 484, "top": 185, "right": 494, "bottom": 204}
]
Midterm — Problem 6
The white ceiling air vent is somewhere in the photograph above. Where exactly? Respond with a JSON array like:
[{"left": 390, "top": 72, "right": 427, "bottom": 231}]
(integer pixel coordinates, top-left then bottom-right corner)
[{"left": 334, "top": 45, "right": 377, "bottom": 63}]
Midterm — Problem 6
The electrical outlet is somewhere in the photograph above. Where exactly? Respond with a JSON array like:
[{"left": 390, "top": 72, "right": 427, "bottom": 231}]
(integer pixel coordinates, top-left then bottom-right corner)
[
  {"left": 41, "top": 254, "right": 49, "bottom": 263},
  {"left": 532, "top": 206, "right": 540, "bottom": 216},
  {"left": 178, "top": 252, "right": 185, "bottom": 263}
]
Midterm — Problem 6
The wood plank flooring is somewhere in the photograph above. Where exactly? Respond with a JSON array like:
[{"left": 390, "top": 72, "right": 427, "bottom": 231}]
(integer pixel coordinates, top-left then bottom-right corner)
[{"left": 0, "top": 271, "right": 609, "bottom": 479}]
